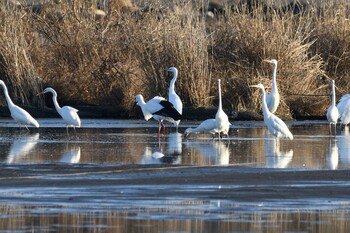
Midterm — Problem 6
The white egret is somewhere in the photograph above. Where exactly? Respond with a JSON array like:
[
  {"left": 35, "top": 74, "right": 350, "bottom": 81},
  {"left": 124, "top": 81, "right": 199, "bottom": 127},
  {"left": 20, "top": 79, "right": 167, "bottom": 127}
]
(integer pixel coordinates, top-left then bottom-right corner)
[
  {"left": 337, "top": 94, "right": 350, "bottom": 127},
  {"left": 168, "top": 67, "right": 183, "bottom": 130},
  {"left": 326, "top": 80, "right": 339, "bottom": 135},
  {"left": 215, "top": 79, "right": 231, "bottom": 139},
  {"left": 264, "top": 59, "right": 280, "bottom": 114},
  {"left": 0, "top": 80, "right": 39, "bottom": 129},
  {"left": 133, "top": 94, "right": 182, "bottom": 136},
  {"left": 184, "top": 118, "right": 218, "bottom": 138},
  {"left": 37, "top": 87, "right": 81, "bottom": 135},
  {"left": 250, "top": 84, "right": 293, "bottom": 147}
]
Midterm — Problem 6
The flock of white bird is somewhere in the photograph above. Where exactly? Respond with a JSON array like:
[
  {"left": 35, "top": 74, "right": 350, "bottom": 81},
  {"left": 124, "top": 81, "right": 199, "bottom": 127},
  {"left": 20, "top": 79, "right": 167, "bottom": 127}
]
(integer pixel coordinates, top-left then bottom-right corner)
[{"left": 0, "top": 60, "right": 347, "bottom": 141}]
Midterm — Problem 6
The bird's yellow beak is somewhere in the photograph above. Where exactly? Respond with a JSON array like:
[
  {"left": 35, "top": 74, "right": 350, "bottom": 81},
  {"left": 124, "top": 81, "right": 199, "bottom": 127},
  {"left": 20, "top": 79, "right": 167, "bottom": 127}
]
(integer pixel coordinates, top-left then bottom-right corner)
[
  {"left": 36, "top": 91, "right": 44, "bottom": 96},
  {"left": 263, "top": 59, "right": 273, "bottom": 63},
  {"left": 249, "top": 85, "right": 260, "bottom": 88}
]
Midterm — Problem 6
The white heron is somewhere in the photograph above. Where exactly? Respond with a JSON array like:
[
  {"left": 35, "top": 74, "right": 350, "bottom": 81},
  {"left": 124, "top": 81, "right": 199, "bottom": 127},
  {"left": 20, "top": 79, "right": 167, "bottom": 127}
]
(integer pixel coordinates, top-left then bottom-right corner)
[
  {"left": 250, "top": 84, "right": 293, "bottom": 147},
  {"left": 215, "top": 79, "right": 231, "bottom": 139},
  {"left": 0, "top": 80, "right": 39, "bottom": 129},
  {"left": 337, "top": 94, "right": 350, "bottom": 127},
  {"left": 168, "top": 67, "right": 183, "bottom": 130},
  {"left": 184, "top": 118, "right": 218, "bottom": 138},
  {"left": 133, "top": 94, "right": 182, "bottom": 136},
  {"left": 326, "top": 80, "right": 339, "bottom": 135},
  {"left": 37, "top": 87, "right": 81, "bottom": 135},
  {"left": 264, "top": 59, "right": 280, "bottom": 114}
]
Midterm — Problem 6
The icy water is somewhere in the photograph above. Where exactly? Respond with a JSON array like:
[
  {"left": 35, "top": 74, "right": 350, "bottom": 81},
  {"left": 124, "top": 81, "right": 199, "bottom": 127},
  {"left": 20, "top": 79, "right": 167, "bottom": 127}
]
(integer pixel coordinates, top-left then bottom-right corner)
[{"left": 0, "top": 118, "right": 350, "bottom": 232}]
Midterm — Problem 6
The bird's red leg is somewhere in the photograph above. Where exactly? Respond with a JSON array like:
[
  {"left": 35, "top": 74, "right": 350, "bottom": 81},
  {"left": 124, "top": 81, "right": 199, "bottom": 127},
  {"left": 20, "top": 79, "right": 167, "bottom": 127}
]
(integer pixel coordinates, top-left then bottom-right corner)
[{"left": 161, "top": 121, "right": 166, "bottom": 135}]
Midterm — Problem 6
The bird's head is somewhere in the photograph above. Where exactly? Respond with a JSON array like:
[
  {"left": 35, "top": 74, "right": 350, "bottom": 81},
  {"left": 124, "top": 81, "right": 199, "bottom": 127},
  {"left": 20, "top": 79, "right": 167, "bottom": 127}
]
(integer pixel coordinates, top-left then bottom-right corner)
[
  {"left": 250, "top": 84, "right": 265, "bottom": 92},
  {"left": 263, "top": 59, "right": 278, "bottom": 66},
  {"left": 36, "top": 87, "right": 56, "bottom": 96},
  {"left": 132, "top": 94, "right": 143, "bottom": 109},
  {"left": 167, "top": 67, "right": 178, "bottom": 79},
  {"left": 184, "top": 128, "right": 191, "bottom": 138}
]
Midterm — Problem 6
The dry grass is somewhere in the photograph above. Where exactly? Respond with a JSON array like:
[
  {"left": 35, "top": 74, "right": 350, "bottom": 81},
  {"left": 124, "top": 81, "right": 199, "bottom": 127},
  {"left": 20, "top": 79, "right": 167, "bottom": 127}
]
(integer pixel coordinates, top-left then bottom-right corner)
[{"left": 0, "top": 0, "right": 348, "bottom": 118}]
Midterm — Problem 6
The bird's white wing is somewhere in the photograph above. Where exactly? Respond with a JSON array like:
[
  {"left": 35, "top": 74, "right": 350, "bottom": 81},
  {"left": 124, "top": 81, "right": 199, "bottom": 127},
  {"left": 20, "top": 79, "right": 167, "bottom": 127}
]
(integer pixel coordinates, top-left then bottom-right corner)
[
  {"left": 64, "top": 106, "right": 79, "bottom": 112},
  {"left": 268, "top": 115, "right": 293, "bottom": 139},
  {"left": 146, "top": 96, "right": 167, "bottom": 113},
  {"left": 169, "top": 93, "right": 183, "bottom": 114},
  {"left": 62, "top": 106, "right": 81, "bottom": 127},
  {"left": 337, "top": 94, "right": 350, "bottom": 123},
  {"left": 197, "top": 119, "right": 218, "bottom": 133},
  {"left": 11, "top": 106, "right": 39, "bottom": 127}
]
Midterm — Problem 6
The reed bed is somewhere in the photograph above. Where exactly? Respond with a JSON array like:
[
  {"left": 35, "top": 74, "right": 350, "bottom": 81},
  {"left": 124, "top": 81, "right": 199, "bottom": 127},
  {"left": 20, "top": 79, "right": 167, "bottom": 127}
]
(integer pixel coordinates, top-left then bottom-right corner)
[{"left": 0, "top": 0, "right": 348, "bottom": 118}]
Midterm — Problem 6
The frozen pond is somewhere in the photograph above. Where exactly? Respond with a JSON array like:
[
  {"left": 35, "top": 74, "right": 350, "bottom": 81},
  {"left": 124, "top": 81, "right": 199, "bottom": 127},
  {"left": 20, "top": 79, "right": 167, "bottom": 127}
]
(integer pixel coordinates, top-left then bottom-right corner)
[
  {"left": 0, "top": 118, "right": 350, "bottom": 232},
  {"left": 0, "top": 118, "right": 348, "bottom": 169}
]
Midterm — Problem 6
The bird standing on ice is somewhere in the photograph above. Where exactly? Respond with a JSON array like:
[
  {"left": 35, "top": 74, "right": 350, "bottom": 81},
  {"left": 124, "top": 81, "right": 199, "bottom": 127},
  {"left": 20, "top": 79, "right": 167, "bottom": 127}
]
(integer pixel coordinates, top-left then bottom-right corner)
[
  {"left": 326, "top": 80, "right": 339, "bottom": 135},
  {"left": 264, "top": 59, "right": 280, "bottom": 114},
  {"left": 215, "top": 79, "right": 231, "bottom": 139},
  {"left": 184, "top": 118, "right": 217, "bottom": 138},
  {"left": 133, "top": 94, "right": 182, "bottom": 137},
  {"left": 168, "top": 67, "right": 183, "bottom": 131},
  {"left": 37, "top": 87, "right": 81, "bottom": 135},
  {"left": 250, "top": 84, "right": 293, "bottom": 147},
  {"left": 0, "top": 80, "right": 39, "bottom": 130}
]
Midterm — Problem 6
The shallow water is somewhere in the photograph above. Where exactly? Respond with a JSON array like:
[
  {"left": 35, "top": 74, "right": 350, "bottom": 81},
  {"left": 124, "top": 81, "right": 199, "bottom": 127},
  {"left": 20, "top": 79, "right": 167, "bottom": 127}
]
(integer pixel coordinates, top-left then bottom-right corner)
[
  {"left": 0, "top": 118, "right": 347, "bottom": 169},
  {"left": 0, "top": 118, "right": 350, "bottom": 232}
]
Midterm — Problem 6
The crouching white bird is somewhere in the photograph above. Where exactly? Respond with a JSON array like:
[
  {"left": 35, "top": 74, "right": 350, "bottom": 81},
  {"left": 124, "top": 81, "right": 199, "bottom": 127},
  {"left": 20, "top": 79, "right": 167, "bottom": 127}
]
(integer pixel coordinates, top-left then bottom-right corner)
[
  {"left": 337, "top": 94, "right": 350, "bottom": 127},
  {"left": 37, "top": 87, "right": 81, "bottom": 135},
  {"left": 133, "top": 94, "right": 182, "bottom": 136},
  {"left": 264, "top": 59, "right": 280, "bottom": 114},
  {"left": 215, "top": 79, "right": 231, "bottom": 139},
  {"left": 184, "top": 118, "right": 217, "bottom": 138},
  {"left": 168, "top": 67, "right": 183, "bottom": 131},
  {"left": 250, "top": 84, "right": 293, "bottom": 147},
  {"left": 326, "top": 80, "right": 339, "bottom": 135},
  {"left": 0, "top": 80, "right": 39, "bottom": 129}
]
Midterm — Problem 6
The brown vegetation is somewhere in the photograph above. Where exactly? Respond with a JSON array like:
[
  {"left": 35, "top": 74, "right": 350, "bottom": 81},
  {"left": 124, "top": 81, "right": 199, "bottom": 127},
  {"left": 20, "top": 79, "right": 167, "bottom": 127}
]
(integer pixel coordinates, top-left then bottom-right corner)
[{"left": 0, "top": 0, "right": 349, "bottom": 119}]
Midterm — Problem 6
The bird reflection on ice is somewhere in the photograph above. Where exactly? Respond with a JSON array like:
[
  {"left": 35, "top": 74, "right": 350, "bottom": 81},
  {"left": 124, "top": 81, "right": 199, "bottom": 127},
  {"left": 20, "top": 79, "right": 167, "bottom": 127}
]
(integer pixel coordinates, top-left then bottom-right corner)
[
  {"left": 6, "top": 133, "right": 40, "bottom": 163},
  {"left": 60, "top": 146, "right": 81, "bottom": 164},
  {"left": 140, "top": 132, "right": 182, "bottom": 164},
  {"left": 184, "top": 140, "right": 230, "bottom": 165},
  {"left": 264, "top": 139, "right": 293, "bottom": 168},
  {"left": 326, "top": 139, "right": 338, "bottom": 170}
]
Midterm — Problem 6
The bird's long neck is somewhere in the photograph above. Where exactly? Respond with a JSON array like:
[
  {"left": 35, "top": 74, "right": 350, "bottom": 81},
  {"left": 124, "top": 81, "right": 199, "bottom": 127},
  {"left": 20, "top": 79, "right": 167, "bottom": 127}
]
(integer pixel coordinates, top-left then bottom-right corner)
[
  {"left": 271, "top": 63, "right": 278, "bottom": 92},
  {"left": 218, "top": 80, "right": 222, "bottom": 111},
  {"left": 0, "top": 83, "right": 15, "bottom": 109},
  {"left": 51, "top": 92, "right": 62, "bottom": 113},
  {"left": 331, "top": 82, "right": 336, "bottom": 107},
  {"left": 169, "top": 71, "right": 178, "bottom": 94},
  {"left": 261, "top": 87, "right": 271, "bottom": 118}
]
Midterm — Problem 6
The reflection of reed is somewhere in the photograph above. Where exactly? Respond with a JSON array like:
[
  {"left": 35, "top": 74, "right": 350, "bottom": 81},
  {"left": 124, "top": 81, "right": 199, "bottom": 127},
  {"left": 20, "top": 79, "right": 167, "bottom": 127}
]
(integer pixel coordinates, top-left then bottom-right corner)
[
  {"left": 337, "top": 126, "right": 350, "bottom": 168},
  {"left": 184, "top": 140, "right": 230, "bottom": 165},
  {"left": 0, "top": 204, "right": 349, "bottom": 233},
  {"left": 264, "top": 139, "right": 293, "bottom": 168},
  {"left": 6, "top": 133, "right": 40, "bottom": 164},
  {"left": 60, "top": 146, "right": 81, "bottom": 164}
]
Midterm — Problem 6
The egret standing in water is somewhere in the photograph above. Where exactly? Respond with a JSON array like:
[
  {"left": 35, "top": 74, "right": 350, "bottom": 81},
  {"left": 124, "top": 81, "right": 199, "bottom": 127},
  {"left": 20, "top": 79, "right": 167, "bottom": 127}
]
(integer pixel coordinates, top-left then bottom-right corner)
[
  {"left": 215, "top": 79, "right": 231, "bottom": 139},
  {"left": 326, "top": 80, "right": 339, "bottom": 135},
  {"left": 133, "top": 94, "right": 182, "bottom": 137},
  {"left": 250, "top": 84, "right": 293, "bottom": 147},
  {"left": 168, "top": 67, "right": 183, "bottom": 131},
  {"left": 264, "top": 59, "right": 280, "bottom": 114},
  {"left": 184, "top": 118, "right": 217, "bottom": 138},
  {"left": 37, "top": 87, "right": 81, "bottom": 135},
  {"left": 0, "top": 80, "right": 39, "bottom": 129}
]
